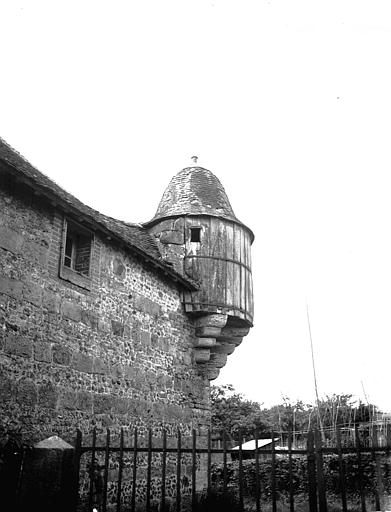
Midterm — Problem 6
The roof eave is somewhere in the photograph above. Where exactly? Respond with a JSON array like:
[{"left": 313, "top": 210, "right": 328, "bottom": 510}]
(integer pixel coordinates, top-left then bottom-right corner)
[{"left": 0, "top": 159, "right": 198, "bottom": 292}]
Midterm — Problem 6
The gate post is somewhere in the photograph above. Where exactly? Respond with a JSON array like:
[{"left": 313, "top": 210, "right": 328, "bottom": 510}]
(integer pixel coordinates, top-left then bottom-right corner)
[
  {"left": 307, "top": 430, "right": 318, "bottom": 512},
  {"left": 19, "top": 435, "right": 76, "bottom": 512}
]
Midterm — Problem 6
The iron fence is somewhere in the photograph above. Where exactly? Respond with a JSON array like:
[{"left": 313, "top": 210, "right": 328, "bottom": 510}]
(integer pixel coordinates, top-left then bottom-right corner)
[{"left": 74, "top": 426, "right": 391, "bottom": 512}]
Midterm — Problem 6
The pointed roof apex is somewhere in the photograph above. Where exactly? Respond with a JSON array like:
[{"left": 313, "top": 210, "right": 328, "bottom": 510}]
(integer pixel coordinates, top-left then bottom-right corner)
[{"left": 147, "top": 165, "right": 246, "bottom": 228}]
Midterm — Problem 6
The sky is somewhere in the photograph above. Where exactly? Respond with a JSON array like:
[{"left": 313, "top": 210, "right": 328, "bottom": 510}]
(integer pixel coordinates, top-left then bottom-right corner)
[{"left": 1, "top": 0, "right": 391, "bottom": 411}]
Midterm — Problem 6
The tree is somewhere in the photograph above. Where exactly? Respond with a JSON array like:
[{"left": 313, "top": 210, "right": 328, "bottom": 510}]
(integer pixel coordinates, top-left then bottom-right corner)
[{"left": 210, "top": 385, "right": 269, "bottom": 441}]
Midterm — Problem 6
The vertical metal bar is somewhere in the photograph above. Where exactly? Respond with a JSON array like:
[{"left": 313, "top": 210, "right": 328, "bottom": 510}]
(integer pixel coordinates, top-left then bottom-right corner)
[
  {"left": 131, "top": 428, "right": 138, "bottom": 512},
  {"left": 88, "top": 427, "right": 97, "bottom": 512},
  {"left": 314, "top": 429, "right": 328, "bottom": 512},
  {"left": 223, "top": 430, "right": 228, "bottom": 494},
  {"left": 371, "top": 426, "right": 383, "bottom": 511},
  {"left": 307, "top": 430, "right": 318, "bottom": 512},
  {"left": 355, "top": 426, "right": 366, "bottom": 512},
  {"left": 207, "top": 428, "right": 212, "bottom": 494},
  {"left": 146, "top": 428, "right": 152, "bottom": 512},
  {"left": 288, "top": 430, "right": 294, "bottom": 512},
  {"left": 73, "top": 429, "right": 82, "bottom": 512},
  {"left": 271, "top": 432, "right": 277, "bottom": 512},
  {"left": 102, "top": 429, "right": 110, "bottom": 512},
  {"left": 116, "top": 428, "right": 124, "bottom": 512},
  {"left": 238, "top": 429, "right": 244, "bottom": 512},
  {"left": 161, "top": 430, "right": 167, "bottom": 512},
  {"left": 336, "top": 427, "right": 347, "bottom": 512},
  {"left": 192, "top": 429, "right": 197, "bottom": 511},
  {"left": 255, "top": 429, "right": 261, "bottom": 512},
  {"left": 176, "top": 428, "right": 181, "bottom": 512}
]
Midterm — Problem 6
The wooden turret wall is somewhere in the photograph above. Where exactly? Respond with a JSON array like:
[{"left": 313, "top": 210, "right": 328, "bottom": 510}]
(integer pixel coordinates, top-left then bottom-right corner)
[{"left": 183, "top": 216, "right": 253, "bottom": 326}]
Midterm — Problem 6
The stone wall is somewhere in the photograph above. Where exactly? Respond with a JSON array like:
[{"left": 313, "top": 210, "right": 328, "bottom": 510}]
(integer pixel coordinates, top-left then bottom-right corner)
[{"left": 0, "top": 175, "right": 210, "bottom": 446}]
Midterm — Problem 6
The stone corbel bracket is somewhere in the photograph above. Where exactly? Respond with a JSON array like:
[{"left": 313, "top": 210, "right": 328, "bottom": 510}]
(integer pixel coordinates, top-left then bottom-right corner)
[{"left": 193, "top": 314, "right": 250, "bottom": 380}]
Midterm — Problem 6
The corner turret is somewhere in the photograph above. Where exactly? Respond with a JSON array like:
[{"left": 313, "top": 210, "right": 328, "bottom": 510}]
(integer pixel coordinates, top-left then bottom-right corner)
[{"left": 145, "top": 164, "right": 254, "bottom": 379}]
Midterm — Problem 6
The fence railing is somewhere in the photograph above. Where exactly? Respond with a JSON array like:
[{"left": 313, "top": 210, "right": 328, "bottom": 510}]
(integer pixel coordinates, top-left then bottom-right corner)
[{"left": 74, "top": 426, "right": 391, "bottom": 512}]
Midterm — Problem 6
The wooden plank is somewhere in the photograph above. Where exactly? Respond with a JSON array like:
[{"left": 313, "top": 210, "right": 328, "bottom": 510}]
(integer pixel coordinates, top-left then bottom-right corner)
[
  {"left": 116, "top": 429, "right": 124, "bottom": 512},
  {"left": 161, "top": 430, "right": 167, "bottom": 512},
  {"left": 73, "top": 430, "right": 82, "bottom": 512},
  {"left": 238, "top": 429, "right": 244, "bottom": 512},
  {"left": 88, "top": 428, "right": 97, "bottom": 512},
  {"left": 240, "top": 265, "right": 246, "bottom": 313},
  {"left": 371, "top": 426, "right": 383, "bottom": 511},
  {"left": 102, "top": 429, "right": 110, "bottom": 512},
  {"left": 223, "top": 430, "right": 228, "bottom": 494},
  {"left": 255, "top": 430, "right": 261, "bottom": 512},
  {"left": 271, "top": 433, "right": 277, "bottom": 512},
  {"left": 314, "top": 429, "right": 328, "bottom": 512},
  {"left": 288, "top": 430, "right": 294, "bottom": 512},
  {"left": 336, "top": 427, "right": 348, "bottom": 512},
  {"left": 146, "top": 429, "right": 152, "bottom": 512},
  {"left": 355, "top": 426, "right": 366, "bottom": 512},
  {"left": 192, "top": 429, "right": 197, "bottom": 511},
  {"left": 226, "top": 223, "right": 234, "bottom": 306},
  {"left": 307, "top": 431, "right": 318, "bottom": 512},
  {"left": 131, "top": 429, "right": 138, "bottom": 512},
  {"left": 233, "top": 225, "right": 241, "bottom": 309},
  {"left": 176, "top": 429, "right": 181, "bottom": 512}
]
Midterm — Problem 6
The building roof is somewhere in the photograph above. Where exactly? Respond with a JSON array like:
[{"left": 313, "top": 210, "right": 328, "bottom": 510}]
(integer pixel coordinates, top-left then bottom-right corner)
[
  {"left": 146, "top": 166, "right": 254, "bottom": 239},
  {"left": 0, "top": 137, "right": 197, "bottom": 290},
  {"left": 231, "top": 438, "right": 280, "bottom": 451}
]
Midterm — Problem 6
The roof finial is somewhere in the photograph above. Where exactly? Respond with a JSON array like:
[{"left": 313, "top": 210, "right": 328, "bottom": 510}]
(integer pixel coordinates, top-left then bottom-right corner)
[{"left": 191, "top": 155, "right": 198, "bottom": 165}]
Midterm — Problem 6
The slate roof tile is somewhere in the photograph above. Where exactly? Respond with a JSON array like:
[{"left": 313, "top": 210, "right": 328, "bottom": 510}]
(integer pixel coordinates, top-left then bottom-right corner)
[{"left": 0, "top": 137, "right": 196, "bottom": 289}]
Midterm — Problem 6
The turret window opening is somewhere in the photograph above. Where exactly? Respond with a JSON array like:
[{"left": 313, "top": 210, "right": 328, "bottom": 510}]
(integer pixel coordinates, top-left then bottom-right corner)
[{"left": 190, "top": 227, "right": 201, "bottom": 243}]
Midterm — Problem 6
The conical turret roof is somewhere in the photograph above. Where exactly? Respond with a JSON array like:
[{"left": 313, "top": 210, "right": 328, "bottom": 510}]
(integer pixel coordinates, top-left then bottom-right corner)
[{"left": 148, "top": 166, "right": 239, "bottom": 224}]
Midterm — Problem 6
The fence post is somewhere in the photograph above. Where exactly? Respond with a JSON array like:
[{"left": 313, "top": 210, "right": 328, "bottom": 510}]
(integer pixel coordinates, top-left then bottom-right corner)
[
  {"left": 355, "top": 426, "right": 367, "bottom": 512},
  {"left": 314, "top": 429, "right": 327, "bottom": 512},
  {"left": 18, "top": 435, "right": 77, "bottom": 512},
  {"left": 307, "top": 430, "right": 318, "bottom": 512}
]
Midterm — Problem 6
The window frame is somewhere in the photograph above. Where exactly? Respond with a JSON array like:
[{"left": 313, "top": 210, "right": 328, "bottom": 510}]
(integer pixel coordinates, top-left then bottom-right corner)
[
  {"left": 59, "top": 218, "right": 94, "bottom": 290},
  {"left": 190, "top": 226, "right": 202, "bottom": 243}
]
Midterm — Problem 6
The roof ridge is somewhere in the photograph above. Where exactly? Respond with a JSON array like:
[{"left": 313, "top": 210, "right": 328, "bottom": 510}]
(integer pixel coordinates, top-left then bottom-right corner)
[{"left": 0, "top": 136, "right": 197, "bottom": 290}]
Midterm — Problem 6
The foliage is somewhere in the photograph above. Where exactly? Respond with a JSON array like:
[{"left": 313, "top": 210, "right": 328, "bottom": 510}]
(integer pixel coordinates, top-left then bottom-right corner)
[
  {"left": 211, "top": 453, "right": 391, "bottom": 499},
  {"left": 193, "top": 489, "right": 242, "bottom": 512},
  {"left": 210, "top": 385, "right": 380, "bottom": 442},
  {"left": 210, "top": 384, "right": 269, "bottom": 440}
]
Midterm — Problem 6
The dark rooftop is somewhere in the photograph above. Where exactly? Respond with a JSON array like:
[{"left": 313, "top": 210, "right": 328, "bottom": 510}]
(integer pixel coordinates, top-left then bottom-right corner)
[{"left": 0, "top": 137, "right": 197, "bottom": 290}]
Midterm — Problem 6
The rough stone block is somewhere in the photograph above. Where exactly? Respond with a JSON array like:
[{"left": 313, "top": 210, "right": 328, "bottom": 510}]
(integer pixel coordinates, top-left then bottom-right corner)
[
  {"left": 76, "top": 391, "right": 93, "bottom": 411},
  {"left": 23, "top": 282, "right": 43, "bottom": 307},
  {"left": 93, "top": 393, "right": 113, "bottom": 414},
  {"left": 0, "top": 276, "right": 23, "bottom": 299},
  {"left": 58, "top": 389, "right": 78, "bottom": 410},
  {"left": 34, "top": 342, "right": 52, "bottom": 363},
  {"left": 38, "top": 382, "right": 58, "bottom": 409},
  {"left": 93, "top": 357, "right": 107, "bottom": 375},
  {"left": 113, "top": 258, "right": 126, "bottom": 278},
  {"left": 159, "top": 230, "right": 184, "bottom": 245},
  {"left": 53, "top": 346, "right": 71, "bottom": 366},
  {"left": 72, "top": 352, "right": 93, "bottom": 373},
  {"left": 111, "top": 363, "right": 124, "bottom": 380},
  {"left": 5, "top": 334, "right": 32, "bottom": 358},
  {"left": 140, "top": 330, "right": 151, "bottom": 346},
  {"left": 0, "top": 226, "right": 23, "bottom": 253},
  {"left": 16, "top": 379, "right": 37, "bottom": 405},
  {"left": 123, "top": 364, "right": 136, "bottom": 381},
  {"left": 0, "top": 373, "right": 12, "bottom": 401},
  {"left": 194, "top": 337, "right": 216, "bottom": 348},
  {"left": 194, "top": 349, "right": 210, "bottom": 363},
  {"left": 113, "top": 396, "right": 130, "bottom": 415},
  {"left": 43, "top": 291, "right": 61, "bottom": 314},
  {"left": 81, "top": 310, "right": 99, "bottom": 330},
  {"left": 111, "top": 319, "right": 124, "bottom": 336},
  {"left": 61, "top": 301, "right": 82, "bottom": 322}
]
